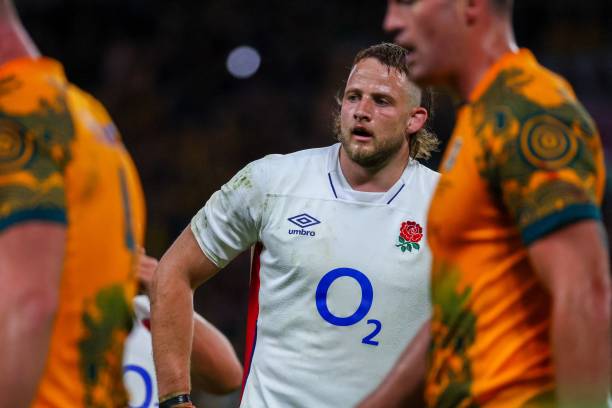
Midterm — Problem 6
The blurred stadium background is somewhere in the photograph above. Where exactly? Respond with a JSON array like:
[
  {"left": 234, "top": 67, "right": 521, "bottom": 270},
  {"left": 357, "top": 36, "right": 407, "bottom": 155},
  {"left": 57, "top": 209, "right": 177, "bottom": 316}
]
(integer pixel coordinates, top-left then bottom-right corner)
[{"left": 18, "top": 0, "right": 611, "bottom": 406}]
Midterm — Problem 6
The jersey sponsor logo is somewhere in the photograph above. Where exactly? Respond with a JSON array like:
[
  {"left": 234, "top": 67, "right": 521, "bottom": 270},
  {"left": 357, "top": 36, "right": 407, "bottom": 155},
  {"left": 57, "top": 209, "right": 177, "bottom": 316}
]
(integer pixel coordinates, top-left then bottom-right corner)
[
  {"left": 316, "top": 268, "right": 382, "bottom": 346},
  {"left": 396, "top": 220, "right": 423, "bottom": 253},
  {"left": 287, "top": 213, "right": 320, "bottom": 237}
]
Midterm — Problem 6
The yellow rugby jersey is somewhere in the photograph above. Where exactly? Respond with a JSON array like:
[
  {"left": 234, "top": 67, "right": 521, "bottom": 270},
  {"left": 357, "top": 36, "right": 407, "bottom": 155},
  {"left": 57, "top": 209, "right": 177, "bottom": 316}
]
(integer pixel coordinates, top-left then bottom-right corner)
[
  {"left": 425, "top": 50, "right": 605, "bottom": 408},
  {"left": 0, "top": 57, "right": 145, "bottom": 407}
]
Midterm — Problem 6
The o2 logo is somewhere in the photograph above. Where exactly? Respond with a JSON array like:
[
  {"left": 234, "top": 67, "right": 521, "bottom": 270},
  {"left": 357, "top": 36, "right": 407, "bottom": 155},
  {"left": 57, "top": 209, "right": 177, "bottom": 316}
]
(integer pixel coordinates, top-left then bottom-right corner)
[
  {"left": 315, "top": 268, "right": 382, "bottom": 346},
  {"left": 123, "top": 364, "right": 157, "bottom": 408}
]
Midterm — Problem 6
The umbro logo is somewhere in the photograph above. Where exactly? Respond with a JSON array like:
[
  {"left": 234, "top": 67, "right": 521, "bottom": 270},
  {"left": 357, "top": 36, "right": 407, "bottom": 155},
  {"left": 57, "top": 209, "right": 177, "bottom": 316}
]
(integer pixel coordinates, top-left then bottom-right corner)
[{"left": 288, "top": 213, "right": 320, "bottom": 237}]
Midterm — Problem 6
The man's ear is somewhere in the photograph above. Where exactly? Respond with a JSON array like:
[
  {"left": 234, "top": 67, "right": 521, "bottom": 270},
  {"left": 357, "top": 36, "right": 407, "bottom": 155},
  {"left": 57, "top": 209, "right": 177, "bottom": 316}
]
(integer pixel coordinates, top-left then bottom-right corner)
[
  {"left": 463, "top": 0, "right": 486, "bottom": 25},
  {"left": 406, "top": 107, "right": 428, "bottom": 134}
]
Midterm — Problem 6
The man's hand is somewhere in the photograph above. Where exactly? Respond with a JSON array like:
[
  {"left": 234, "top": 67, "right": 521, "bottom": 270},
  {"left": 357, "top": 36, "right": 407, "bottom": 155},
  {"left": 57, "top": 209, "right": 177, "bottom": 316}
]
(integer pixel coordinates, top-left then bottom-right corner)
[{"left": 137, "top": 246, "right": 159, "bottom": 294}]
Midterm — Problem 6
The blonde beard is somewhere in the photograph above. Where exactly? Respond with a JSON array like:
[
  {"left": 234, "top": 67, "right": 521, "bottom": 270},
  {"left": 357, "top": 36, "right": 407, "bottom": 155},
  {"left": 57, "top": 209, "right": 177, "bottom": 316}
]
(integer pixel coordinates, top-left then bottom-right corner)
[{"left": 338, "top": 130, "right": 407, "bottom": 169}]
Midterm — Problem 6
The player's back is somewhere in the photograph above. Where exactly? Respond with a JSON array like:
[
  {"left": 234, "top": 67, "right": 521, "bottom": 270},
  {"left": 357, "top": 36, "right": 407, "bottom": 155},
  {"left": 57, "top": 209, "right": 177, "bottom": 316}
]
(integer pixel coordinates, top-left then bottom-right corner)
[{"left": 0, "top": 57, "right": 145, "bottom": 407}]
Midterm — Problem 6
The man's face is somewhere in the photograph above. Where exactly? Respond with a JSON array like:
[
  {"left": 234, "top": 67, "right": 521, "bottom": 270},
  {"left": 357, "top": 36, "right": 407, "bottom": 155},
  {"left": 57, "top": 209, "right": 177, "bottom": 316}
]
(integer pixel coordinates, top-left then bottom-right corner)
[
  {"left": 384, "top": 0, "right": 463, "bottom": 86},
  {"left": 338, "top": 58, "right": 414, "bottom": 169}
]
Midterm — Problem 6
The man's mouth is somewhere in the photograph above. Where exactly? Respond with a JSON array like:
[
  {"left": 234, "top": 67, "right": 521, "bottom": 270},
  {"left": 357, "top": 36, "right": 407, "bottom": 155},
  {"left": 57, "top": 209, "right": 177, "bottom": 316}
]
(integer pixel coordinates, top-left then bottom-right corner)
[
  {"left": 352, "top": 126, "right": 374, "bottom": 140},
  {"left": 404, "top": 46, "right": 416, "bottom": 64}
]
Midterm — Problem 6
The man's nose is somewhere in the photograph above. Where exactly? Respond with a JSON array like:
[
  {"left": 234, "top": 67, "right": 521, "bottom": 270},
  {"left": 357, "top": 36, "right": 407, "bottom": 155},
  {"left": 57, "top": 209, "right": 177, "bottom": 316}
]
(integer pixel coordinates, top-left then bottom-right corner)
[
  {"left": 354, "top": 99, "right": 372, "bottom": 121},
  {"left": 383, "top": 3, "right": 400, "bottom": 33},
  {"left": 383, "top": 2, "right": 409, "bottom": 36}
]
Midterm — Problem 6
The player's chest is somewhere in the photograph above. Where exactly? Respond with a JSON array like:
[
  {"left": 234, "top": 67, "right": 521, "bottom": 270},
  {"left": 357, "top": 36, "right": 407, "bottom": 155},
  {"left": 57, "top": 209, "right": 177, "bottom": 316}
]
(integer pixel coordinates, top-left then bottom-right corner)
[{"left": 260, "top": 194, "right": 430, "bottom": 276}]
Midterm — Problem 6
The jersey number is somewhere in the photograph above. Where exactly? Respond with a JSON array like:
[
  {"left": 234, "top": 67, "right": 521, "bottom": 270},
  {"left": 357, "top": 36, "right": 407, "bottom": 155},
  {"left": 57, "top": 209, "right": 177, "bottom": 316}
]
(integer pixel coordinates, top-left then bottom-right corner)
[
  {"left": 118, "top": 168, "right": 135, "bottom": 251},
  {"left": 315, "top": 268, "right": 382, "bottom": 346}
]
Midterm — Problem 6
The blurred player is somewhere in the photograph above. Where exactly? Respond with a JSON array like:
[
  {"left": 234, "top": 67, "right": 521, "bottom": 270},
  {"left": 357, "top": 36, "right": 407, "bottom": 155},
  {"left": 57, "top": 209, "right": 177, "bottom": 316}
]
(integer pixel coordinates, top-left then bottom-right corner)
[
  {"left": 0, "top": 0, "right": 145, "bottom": 406},
  {"left": 150, "top": 43, "right": 439, "bottom": 408},
  {"left": 123, "top": 248, "right": 242, "bottom": 407},
  {"left": 360, "top": 1, "right": 611, "bottom": 407},
  {"left": 0, "top": 2, "right": 241, "bottom": 406}
]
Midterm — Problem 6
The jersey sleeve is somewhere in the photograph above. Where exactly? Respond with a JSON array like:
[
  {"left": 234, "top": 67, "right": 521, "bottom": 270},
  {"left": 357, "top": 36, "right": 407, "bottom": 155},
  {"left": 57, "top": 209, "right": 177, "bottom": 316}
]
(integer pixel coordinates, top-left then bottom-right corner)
[
  {"left": 485, "top": 101, "right": 603, "bottom": 245},
  {"left": 191, "top": 159, "right": 267, "bottom": 268},
  {"left": 0, "top": 76, "right": 74, "bottom": 231}
]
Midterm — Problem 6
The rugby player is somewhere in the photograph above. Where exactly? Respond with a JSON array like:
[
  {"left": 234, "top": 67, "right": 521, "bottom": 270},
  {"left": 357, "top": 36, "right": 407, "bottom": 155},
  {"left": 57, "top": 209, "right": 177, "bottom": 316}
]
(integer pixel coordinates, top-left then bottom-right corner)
[
  {"left": 0, "top": 0, "right": 145, "bottom": 405},
  {"left": 359, "top": 1, "right": 610, "bottom": 407},
  {"left": 150, "top": 43, "right": 440, "bottom": 408}
]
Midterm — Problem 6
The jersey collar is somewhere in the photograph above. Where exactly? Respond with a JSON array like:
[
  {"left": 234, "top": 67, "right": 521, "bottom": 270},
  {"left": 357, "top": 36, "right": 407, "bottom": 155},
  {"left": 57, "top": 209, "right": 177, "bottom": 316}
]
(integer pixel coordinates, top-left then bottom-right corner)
[{"left": 326, "top": 143, "right": 413, "bottom": 205}]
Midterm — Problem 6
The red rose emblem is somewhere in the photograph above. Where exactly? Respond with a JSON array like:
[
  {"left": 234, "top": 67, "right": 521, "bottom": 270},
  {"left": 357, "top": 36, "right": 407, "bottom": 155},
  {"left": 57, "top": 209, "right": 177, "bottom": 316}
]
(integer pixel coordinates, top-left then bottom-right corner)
[{"left": 399, "top": 221, "right": 423, "bottom": 243}]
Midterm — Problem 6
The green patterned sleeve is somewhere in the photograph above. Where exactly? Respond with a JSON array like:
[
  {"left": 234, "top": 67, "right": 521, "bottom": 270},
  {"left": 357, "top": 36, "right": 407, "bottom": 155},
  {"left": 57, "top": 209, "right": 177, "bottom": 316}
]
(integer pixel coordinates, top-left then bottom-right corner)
[
  {"left": 492, "top": 102, "right": 603, "bottom": 245},
  {"left": 0, "top": 90, "right": 74, "bottom": 231},
  {"left": 476, "top": 74, "right": 603, "bottom": 245}
]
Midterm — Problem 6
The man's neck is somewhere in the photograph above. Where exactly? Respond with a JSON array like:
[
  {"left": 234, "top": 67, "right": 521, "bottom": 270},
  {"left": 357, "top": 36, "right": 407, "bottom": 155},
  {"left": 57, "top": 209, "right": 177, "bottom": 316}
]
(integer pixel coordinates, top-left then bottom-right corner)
[
  {"left": 338, "top": 147, "right": 410, "bottom": 193},
  {"left": 453, "top": 21, "right": 518, "bottom": 101},
  {"left": 0, "top": 11, "right": 40, "bottom": 66}
]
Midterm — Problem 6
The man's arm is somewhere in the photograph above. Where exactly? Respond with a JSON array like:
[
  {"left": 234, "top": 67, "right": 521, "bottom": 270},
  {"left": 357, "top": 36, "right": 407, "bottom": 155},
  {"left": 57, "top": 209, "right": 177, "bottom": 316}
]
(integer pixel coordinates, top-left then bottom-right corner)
[
  {"left": 0, "top": 223, "right": 65, "bottom": 407},
  {"left": 138, "top": 249, "right": 242, "bottom": 394},
  {"left": 529, "top": 220, "right": 610, "bottom": 408},
  {"left": 357, "top": 320, "right": 430, "bottom": 408},
  {"left": 150, "top": 227, "right": 221, "bottom": 402},
  {"left": 190, "top": 313, "right": 242, "bottom": 394}
]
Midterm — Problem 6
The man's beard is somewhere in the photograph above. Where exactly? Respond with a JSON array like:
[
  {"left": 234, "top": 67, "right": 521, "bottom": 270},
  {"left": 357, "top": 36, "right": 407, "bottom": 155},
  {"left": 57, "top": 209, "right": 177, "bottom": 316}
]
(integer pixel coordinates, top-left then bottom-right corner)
[{"left": 336, "top": 127, "right": 407, "bottom": 170}]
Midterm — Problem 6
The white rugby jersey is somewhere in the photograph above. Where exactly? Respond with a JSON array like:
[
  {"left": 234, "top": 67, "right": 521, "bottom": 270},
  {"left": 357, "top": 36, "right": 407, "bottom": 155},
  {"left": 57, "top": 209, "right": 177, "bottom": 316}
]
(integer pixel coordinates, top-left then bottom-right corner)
[
  {"left": 123, "top": 295, "right": 158, "bottom": 408},
  {"left": 191, "top": 144, "right": 439, "bottom": 408}
]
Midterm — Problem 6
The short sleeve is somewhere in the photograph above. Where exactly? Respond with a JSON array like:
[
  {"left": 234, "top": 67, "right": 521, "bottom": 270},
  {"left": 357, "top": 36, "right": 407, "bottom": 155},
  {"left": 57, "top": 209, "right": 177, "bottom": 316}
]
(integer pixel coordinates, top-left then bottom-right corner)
[
  {"left": 191, "top": 159, "right": 267, "bottom": 268},
  {"left": 485, "top": 102, "right": 603, "bottom": 245},
  {"left": 0, "top": 79, "right": 74, "bottom": 231}
]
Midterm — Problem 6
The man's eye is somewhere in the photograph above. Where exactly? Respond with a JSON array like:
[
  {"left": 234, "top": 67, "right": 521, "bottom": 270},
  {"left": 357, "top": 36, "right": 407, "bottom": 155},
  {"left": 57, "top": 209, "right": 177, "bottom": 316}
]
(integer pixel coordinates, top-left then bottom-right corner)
[
  {"left": 346, "top": 94, "right": 359, "bottom": 102},
  {"left": 375, "top": 98, "right": 390, "bottom": 106}
]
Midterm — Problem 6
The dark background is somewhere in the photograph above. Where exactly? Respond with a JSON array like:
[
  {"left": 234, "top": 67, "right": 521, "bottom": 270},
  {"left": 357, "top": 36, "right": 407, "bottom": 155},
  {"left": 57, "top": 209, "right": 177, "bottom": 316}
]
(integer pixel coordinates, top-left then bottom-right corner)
[{"left": 17, "top": 1, "right": 612, "bottom": 405}]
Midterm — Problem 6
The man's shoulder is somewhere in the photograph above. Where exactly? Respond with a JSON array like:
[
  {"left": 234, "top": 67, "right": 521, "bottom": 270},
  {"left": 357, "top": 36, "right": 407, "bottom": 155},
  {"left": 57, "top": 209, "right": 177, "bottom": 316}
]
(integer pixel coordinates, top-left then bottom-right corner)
[
  {"left": 243, "top": 145, "right": 334, "bottom": 194},
  {"left": 257, "top": 145, "right": 333, "bottom": 165},
  {"left": 412, "top": 161, "right": 440, "bottom": 182},
  {"left": 251, "top": 145, "right": 333, "bottom": 175},
  {"left": 0, "top": 57, "right": 75, "bottom": 164},
  {"left": 485, "top": 52, "right": 584, "bottom": 110},
  {"left": 398, "top": 161, "right": 440, "bottom": 209},
  {"left": 0, "top": 57, "right": 68, "bottom": 114},
  {"left": 476, "top": 55, "right": 597, "bottom": 141}
]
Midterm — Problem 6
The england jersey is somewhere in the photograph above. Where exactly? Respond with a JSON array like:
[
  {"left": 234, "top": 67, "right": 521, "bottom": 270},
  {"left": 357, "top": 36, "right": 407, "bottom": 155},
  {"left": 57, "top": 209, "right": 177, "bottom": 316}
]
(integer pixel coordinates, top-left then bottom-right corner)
[
  {"left": 123, "top": 295, "right": 158, "bottom": 408},
  {"left": 191, "top": 144, "right": 439, "bottom": 408}
]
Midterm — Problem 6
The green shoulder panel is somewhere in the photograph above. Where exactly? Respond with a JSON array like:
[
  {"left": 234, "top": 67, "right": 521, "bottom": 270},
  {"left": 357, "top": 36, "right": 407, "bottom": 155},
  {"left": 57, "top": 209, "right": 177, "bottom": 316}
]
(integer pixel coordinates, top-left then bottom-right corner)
[
  {"left": 472, "top": 67, "right": 601, "bottom": 243},
  {"left": 0, "top": 75, "right": 75, "bottom": 230}
]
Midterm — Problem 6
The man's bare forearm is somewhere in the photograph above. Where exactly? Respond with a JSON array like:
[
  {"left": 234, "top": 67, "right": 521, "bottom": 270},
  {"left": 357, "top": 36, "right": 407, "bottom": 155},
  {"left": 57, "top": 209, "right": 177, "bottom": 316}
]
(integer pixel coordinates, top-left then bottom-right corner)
[
  {"left": 151, "top": 227, "right": 222, "bottom": 400},
  {"left": 151, "top": 258, "right": 196, "bottom": 398},
  {"left": 357, "top": 320, "right": 430, "bottom": 408}
]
